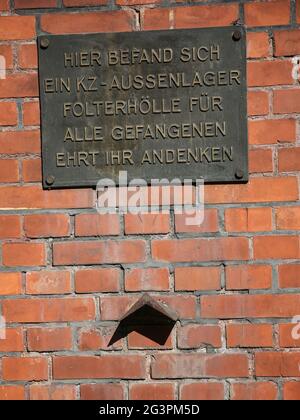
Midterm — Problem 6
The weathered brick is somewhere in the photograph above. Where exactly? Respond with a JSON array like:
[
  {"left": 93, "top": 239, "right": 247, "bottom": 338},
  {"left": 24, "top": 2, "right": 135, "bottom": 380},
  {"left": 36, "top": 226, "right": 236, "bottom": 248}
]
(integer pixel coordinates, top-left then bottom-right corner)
[
  {"left": 23, "top": 101, "right": 40, "bottom": 126},
  {"left": 247, "top": 91, "right": 269, "bottom": 116},
  {"left": 125, "top": 267, "right": 169, "bottom": 292},
  {"left": 53, "top": 240, "right": 146, "bottom": 265},
  {"left": 279, "top": 323, "right": 300, "bottom": 348},
  {"left": 0, "top": 130, "right": 41, "bottom": 154},
  {"left": 75, "top": 268, "right": 120, "bottom": 293},
  {"left": 3, "top": 297, "right": 95, "bottom": 322},
  {"left": 0, "top": 74, "right": 38, "bottom": 98},
  {"left": 0, "top": 102, "right": 18, "bottom": 126},
  {"left": 255, "top": 352, "right": 300, "bottom": 377},
  {"left": 178, "top": 324, "right": 222, "bottom": 349},
  {"left": 0, "top": 160, "right": 19, "bottom": 183},
  {"left": 231, "top": 382, "right": 278, "bottom": 400},
  {"left": 225, "top": 208, "right": 272, "bottom": 232},
  {"left": 247, "top": 61, "right": 293, "bottom": 87},
  {"left": 248, "top": 119, "right": 296, "bottom": 145},
  {"left": 0, "top": 16, "right": 35, "bottom": 40},
  {"left": 152, "top": 237, "right": 249, "bottom": 262},
  {"left": 41, "top": 11, "right": 134, "bottom": 34},
  {"left": 249, "top": 149, "right": 273, "bottom": 173},
  {"left": 3, "top": 242, "right": 46, "bottom": 267},
  {"left": 27, "top": 327, "right": 72, "bottom": 351},
  {"left": 0, "top": 215, "right": 21, "bottom": 238},
  {"left": 278, "top": 147, "right": 300, "bottom": 172},
  {"left": 22, "top": 159, "right": 42, "bottom": 182},
  {"left": 275, "top": 29, "right": 300, "bottom": 56},
  {"left": 24, "top": 214, "right": 70, "bottom": 238},
  {"left": 26, "top": 271, "right": 72, "bottom": 295},
  {"left": 174, "top": 4, "right": 239, "bottom": 29},
  {"left": 75, "top": 214, "right": 120, "bottom": 236},
  {"left": 279, "top": 264, "right": 300, "bottom": 288},
  {"left": 0, "top": 328, "right": 24, "bottom": 352},
  {"left": 130, "top": 383, "right": 175, "bottom": 400},
  {"left": 283, "top": 382, "right": 300, "bottom": 400},
  {"left": 30, "top": 385, "right": 76, "bottom": 401},
  {"left": 80, "top": 384, "right": 125, "bottom": 400},
  {"left": 0, "top": 386, "right": 25, "bottom": 401},
  {"left": 125, "top": 213, "right": 170, "bottom": 235},
  {"left": 2, "top": 357, "right": 48, "bottom": 381},
  {"left": 175, "top": 209, "right": 219, "bottom": 233},
  {"left": 201, "top": 294, "right": 300, "bottom": 319},
  {"left": 175, "top": 267, "right": 221, "bottom": 291},
  {"left": 254, "top": 236, "right": 299, "bottom": 260},
  {"left": 180, "top": 383, "right": 224, "bottom": 400},
  {"left": 226, "top": 265, "right": 272, "bottom": 290},
  {"left": 247, "top": 32, "right": 270, "bottom": 58},
  {"left": 227, "top": 324, "right": 273, "bottom": 348},
  {"left": 245, "top": 0, "right": 290, "bottom": 27},
  {"left": 152, "top": 354, "right": 249, "bottom": 378},
  {"left": 0, "top": 272, "right": 22, "bottom": 295},
  {"left": 18, "top": 44, "right": 37, "bottom": 69},
  {"left": 276, "top": 207, "right": 300, "bottom": 230},
  {"left": 53, "top": 355, "right": 146, "bottom": 379}
]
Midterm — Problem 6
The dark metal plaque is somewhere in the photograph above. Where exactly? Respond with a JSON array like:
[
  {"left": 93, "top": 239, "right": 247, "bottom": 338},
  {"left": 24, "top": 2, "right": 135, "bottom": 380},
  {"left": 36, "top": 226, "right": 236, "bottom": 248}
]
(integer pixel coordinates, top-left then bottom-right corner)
[{"left": 38, "top": 27, "right": 248, "bottom": 188}]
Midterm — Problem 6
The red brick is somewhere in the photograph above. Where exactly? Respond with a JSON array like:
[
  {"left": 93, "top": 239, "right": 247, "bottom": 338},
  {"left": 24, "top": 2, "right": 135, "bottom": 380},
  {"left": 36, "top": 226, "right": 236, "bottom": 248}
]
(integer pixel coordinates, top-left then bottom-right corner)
[
  {"left": 0, "top": 45, "right": 13, "bottom": 69},
  {"left": 53, "top": 240, "right": 146, "bottom": 265},
  {"left": 0, "top": 215, "right": 21, "bottom": 238},
  {"left": 0, "top": 160, "right": 19, "bottom": 183},
  {"left": 142, "top": 8, "right": 170, "bottom": 30},
  {"left": 178, "top": 325, "right": 222, "bottom": 349},
  {"left": 226, "top": 265, "right": 272, "bottom": 290},
  {"left": 279, "top": 264, "right": 300, "bottom": 288},
  {"left": 152, "top": 354, "right": 249, "bottom": 379},
  {"left": 18, "top": 44, "right": 37, "bottom": 69},
  {"left": 0, "top": 74, "right": 38, "bottom": 98},
  {"left": 2, "top": 357, "right": 48, "bottom": 381},
  {"left": 23, "top": 101, "right": 40, "bottom": 126},
  {"left": 225, "top": 208, "right": 272, "bottom": 232},
  {"left": 26, "top": 271, "right": 71, "bottom": 295},
  {"left": 0, "top": 186, "right": 94, "bottom": 209},
  {"left": 128, "top": 327, "right": 173, "bottom": 349},
  {"left": 15, "top": 0, "right": 57, "bottom": 7},
  {"left": 247, "top": 61, "right": 293, "bottom": 87},
  {"left": 174, "top": 4, "right": 239, "bottom": 29},
  {"left": 75, "top": 268, "right": 120, "bottom": 293},
  {"left": 276, "top": 207, "right": 300, "bottom": 230},
  {"left": 283, "top": 382, "right": 300, "bottom": 400},
  {"left": 255, "top": 352, "right": 300, "bottom": 377},
  {"left": 175, "top": 209, "right": 218, "bottom": 233},
  {"left": 247, "top": 91, "right": 269, "bottom": 116},
  {"left": 0, "top": 272, "right": 22, "bottom": 295},
  {"left": 249, "top": 119, "right": 296, "bottom": 145},
  {"left": 125, "top": 213, "right": 170, "bottom": 235},
  {"left": 201, "top": 294, "right": 300, "bottom": 319},
  {"left": 0, "top": 102, "right": 18, "bottom": 126},
  {"left": 254, "top": 236, "right": 299, "bottom": 260},
  {"left": 247, "top": 32, "right": 270, "bottom": 58},
  {"left": 227, "top": 324, "right": 273, "bottom": 348},
  {"left": 80, "top": 384, "right": 125, "bottom": 400},
  {"left": 22, "top": 159, "right": 42, "bottom": 182},
  {"left": 125, "top": 267, "right": 169, "bottom": 292},
  {"left": 100, "top": 295, "right": 196, "bottom": 321},
  {"left": 121, "top": 0, "right": 161, "bottom": 3},
  {"left": 75, "top": 213, "right": 120, "bottom": 236},
  {"left": 64, "top": 0, "right": 107, "bottom": 5},
  {"left": 274, "top": 89, "right": 300, "bottom": 114},
  {"left": 27, "top": 327, "right": 72, "bottom": 351},
  {"left": 0, "top": 16, "right": 35, "bottom": 40},
  {"left": 152, "top": 237, "right": 249, "bottom": 263},
  {"left": 275, "top": 29, "right": 300, "bottom": 56},
  {"left": 249, "top": 149, "right": 273, "bottom": 173},
  {"left": 30, "top": 385, "right": 76, "bottom": 401},
  {"left": 278, "top": 147, "right": 300, "bottom": 172},
  {"left": 3, "top": 297, "right": 95, "bottom": 322},
  {"left": 175, "top": 267, "right": 221, "bottom": 291},
  {"left": 0, "top": 130, "right": 40, "bottom": 154},
  {"left": 24, "top": 214, "right": 70, "bottom": 238},
  {"left": 279, "top": 324, "right": 300, "bottom": 348},
  {"left": 0, "top": 328, "right": 24, "bottom": 352},
  {"left": 205, "top": 177, "right": 298, "bottom": 204},
  {"left": 41, "top": 11, "right": 134, "bottom": 34},
  {"left": 180, "top": 383, "right": 224, "bottom": 401},
  {"left": 245, "top": 0, "right": 290, "bottom": 27},
  {"left": 130, "top": 383, "right": 175, "bottom": 400},
  {"left": 297, "top": 0, "right": 300, "bottom": 23},
  {"left": 231, "top": 382, "right": 278, "bottom": 400},
  {"left": 78, "top": 326, "right": 123, "bottom": 350},
  {"left": 53, "top": 355, "right": 146, "bottom": 379},
  {"left": 3, "top": 242, "right": 46, "bottom": 267},
  {"left": 0, "top": 0, "right": 9, "bottom": 11},
  {"left": 0, "top": 386, "right": 25, "bottom": 401}
]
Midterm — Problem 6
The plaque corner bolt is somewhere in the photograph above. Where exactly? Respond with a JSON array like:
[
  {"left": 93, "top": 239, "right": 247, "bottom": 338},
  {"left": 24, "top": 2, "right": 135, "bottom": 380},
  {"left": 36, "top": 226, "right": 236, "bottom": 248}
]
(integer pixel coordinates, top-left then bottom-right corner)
[
  {"left": 232, "top": 30, "right": 242, "bottom": 42},
  {"left": 40, "top": 38, "right": 50, "bottom": 49},
  {"left": 235, "top": 170, "right": 244, "bottom": 180},
  {"left": 46, "top": 175, "right": 55, "bottom": 186}
]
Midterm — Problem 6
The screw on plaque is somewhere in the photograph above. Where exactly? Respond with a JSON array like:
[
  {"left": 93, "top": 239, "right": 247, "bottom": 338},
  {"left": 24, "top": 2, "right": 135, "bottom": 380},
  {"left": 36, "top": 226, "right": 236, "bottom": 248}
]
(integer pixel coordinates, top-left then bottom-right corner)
[
  {"left": 46, "top": 175, "right": 55, "bottom": 186},
  {"left": 232, "top": 30, "right": 242, "bottom": 41},
  {"left": 235, "top": 170, "right": 244, "bottom": 180},
  {"left": 40, "top": 38, "right": 50, "bottom": 49}
]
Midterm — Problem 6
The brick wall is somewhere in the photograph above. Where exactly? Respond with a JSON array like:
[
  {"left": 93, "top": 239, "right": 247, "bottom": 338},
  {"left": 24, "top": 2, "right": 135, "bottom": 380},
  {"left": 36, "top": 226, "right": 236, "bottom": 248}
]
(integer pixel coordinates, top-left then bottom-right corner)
[{"left": 0, "top": 0, "right": 299, "bottom": 401}]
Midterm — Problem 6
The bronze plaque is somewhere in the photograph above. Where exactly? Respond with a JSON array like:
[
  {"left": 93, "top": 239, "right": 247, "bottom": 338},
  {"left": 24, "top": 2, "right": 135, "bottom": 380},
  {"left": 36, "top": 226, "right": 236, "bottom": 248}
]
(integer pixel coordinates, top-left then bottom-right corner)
[{"left": 38, "top": 27, "right": 248, "bottom": 188}]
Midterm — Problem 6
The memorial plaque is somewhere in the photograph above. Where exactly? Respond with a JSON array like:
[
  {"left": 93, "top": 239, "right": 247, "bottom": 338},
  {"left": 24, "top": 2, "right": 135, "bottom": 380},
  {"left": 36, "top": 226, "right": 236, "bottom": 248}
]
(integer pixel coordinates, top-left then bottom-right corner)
[{"left": 38, "top": 27, "right": 248, "bottom": 188}]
